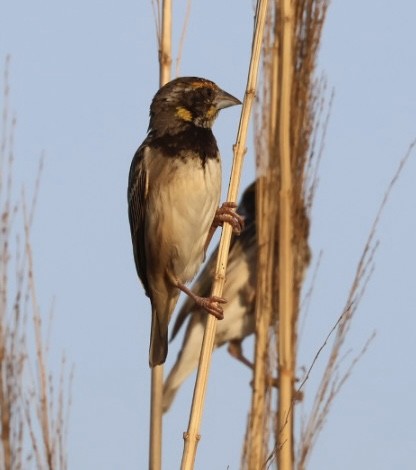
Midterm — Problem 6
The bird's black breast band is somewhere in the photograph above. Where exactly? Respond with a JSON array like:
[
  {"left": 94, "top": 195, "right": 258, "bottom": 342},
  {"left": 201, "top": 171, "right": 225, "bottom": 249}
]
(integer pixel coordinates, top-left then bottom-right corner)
[{"left": 148, "top": 127, "right": 219, "bottom": 163}]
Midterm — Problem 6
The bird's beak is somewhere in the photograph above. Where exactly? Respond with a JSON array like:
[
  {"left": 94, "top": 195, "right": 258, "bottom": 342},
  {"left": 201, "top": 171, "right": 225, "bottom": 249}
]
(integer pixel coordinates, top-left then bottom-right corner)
[{"left": 214, "top": 89, "right": 242, "bottom": 110}]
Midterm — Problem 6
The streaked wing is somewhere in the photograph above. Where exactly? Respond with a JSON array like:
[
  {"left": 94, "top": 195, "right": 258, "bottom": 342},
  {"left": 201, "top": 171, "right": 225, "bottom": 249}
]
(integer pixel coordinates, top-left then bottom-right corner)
[{"left": 128, "top": 144, "right": 150, "bottom": 295}]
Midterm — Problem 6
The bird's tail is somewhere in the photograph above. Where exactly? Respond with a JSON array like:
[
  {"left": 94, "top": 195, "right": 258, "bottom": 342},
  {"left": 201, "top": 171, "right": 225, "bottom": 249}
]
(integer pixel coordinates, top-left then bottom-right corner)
[
  {"left": 149, "top": 289, "right": 180, "bottom": 367},
  {"left": 162, "top": 317, "right": 205, "bottom": 412},
  {"left": 149, "top": 306, "right": 169, "bottom": 367}
]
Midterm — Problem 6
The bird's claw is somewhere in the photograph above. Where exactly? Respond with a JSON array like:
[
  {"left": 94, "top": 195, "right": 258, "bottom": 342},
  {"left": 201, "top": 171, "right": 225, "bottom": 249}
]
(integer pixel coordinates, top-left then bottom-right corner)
[
  {"left": 195, "top": 295, "right": 227, "bottom": 320},
  {"left": 212, "top": 201, "right": 245, "bottom": 235}
]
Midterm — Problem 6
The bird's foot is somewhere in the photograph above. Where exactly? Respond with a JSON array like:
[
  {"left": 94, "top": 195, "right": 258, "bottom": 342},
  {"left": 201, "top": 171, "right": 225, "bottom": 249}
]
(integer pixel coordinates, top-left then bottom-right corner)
[
  {"left": 212, "top": 201, "right": 245, "bottom": 235},
  {"left": 176, "top": 282, "right": 226, "bottom": 319},
  {"left": 227, "top": 340, "right": 254, "bottom": 368},
  {"left": 227, "top": 340, "right": 303, "bottom": 400},
  {"left": 194, "top": 295, "right": 226, "bottom": 319}
]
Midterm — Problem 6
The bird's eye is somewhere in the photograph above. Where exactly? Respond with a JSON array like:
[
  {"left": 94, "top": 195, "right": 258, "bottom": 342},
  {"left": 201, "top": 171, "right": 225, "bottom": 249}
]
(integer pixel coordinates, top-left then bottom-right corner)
[{"left": 204, "top": 87, "right": 214, "bottom": 99}]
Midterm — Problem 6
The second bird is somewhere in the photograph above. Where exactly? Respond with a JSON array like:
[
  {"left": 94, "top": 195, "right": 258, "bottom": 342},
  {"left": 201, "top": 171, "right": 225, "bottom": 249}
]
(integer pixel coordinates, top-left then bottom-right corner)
[
  {"left": 128, "top": 77, "right": 242, "bottom": 367},
  {"left": 163, "top": 182, "right": 257, "bottom": 412}
]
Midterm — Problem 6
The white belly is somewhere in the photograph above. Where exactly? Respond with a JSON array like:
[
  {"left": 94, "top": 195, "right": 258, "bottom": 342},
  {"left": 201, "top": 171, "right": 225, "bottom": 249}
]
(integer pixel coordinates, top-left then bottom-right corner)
[
  {"left": 215, "top": 252, "right": 255, "bottom": 344},
  {"left": 147, "top": 153, "right": 221, "bottom": 284}
]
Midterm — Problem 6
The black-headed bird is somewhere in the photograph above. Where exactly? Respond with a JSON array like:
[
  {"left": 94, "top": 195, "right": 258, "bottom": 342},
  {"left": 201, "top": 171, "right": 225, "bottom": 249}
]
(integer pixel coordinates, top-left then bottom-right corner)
[
  {"left": 128, "top": 77, "right": 242, "bottom": 367},
  {"left": 163, "top": 182, "right": 257, "bottom": 412}
]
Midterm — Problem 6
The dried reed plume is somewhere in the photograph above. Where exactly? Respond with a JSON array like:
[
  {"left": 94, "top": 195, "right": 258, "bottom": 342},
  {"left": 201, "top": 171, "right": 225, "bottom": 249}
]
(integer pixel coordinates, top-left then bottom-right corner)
[
  {"left": 0, "top": 56, "right": 72, "bottom": 470},
  {"left": 296, "top": 141, "right": 415, "bottom": 469}
]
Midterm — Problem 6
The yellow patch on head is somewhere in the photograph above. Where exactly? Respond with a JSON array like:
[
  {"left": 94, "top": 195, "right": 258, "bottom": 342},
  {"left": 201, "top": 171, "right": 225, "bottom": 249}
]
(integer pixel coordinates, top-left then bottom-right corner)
[
  {"left": 206, "top": 105, "right": 218, "bottom": 120},
  {"left": 175, "top": 106, "right": 193, "bottom": 122}
]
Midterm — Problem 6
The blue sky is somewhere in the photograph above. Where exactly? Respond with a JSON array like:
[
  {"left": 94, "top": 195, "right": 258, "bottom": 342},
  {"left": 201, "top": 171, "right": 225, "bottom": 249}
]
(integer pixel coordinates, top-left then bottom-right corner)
[{"left": 1, "top": 0, "right": 416, "bottom": 469}]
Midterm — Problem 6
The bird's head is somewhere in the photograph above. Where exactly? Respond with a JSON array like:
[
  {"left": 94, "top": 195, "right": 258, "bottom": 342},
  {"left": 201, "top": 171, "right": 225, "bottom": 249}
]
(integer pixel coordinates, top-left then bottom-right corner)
[
  {"left": 148, "top": 77, "right": 241, "bottom": 135},
  {"left": 240, "top": 181, "right": 256, "bottom": 221}
]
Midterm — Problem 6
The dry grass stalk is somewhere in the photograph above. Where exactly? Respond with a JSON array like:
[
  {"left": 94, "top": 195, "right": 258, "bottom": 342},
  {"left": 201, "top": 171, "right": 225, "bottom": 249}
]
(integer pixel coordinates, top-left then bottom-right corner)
[
  {"left": 297, "top": 141, "right": 415, "bottom": 469},
  {"left": 179, "top": 1, "right": 269, "bottom": 468},
  {"left": 24, "top": 198, "right": 52, "bottom": 468},
  {"left": 0, "top": 61, "right": 24, "bottom": 468},
  {"left": 175, "top": 0, "right": 192, "bottom": 77},
  {"left": 277, "top": 0, "right": 295, "bottom": 467},
  {"left": 159, "top": 0, "right": 172, "bottom": 86},
  {"left": 151, "top": 0, "right": 172, "bottom": 87},
  {"left": 149, "top": 2, "right": 172, "bottom": 469},
  {"left": 242, "top": 7, "right": 278, "bottom": 465},
  {"left": 22, "top": 195, "right": 73, "bottom": 470},
  {"left": 0, "top": 56, "right": 71, "bottom": 470},
  {"left": 243, "top": 177, "right": 276, "bottom": 469}
]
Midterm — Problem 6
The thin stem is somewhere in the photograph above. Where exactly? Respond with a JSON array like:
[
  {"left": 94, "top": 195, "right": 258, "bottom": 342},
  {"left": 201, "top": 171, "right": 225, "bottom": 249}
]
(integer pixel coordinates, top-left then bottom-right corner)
[
  {"left": 149, "top": 366, "right": 163, "bottom": 470},
  {"left": 244, "top": 14, "right": 279, "bottom": 462},
  {"left": 277, "top": 0, "right": 295, "bottom": 468},
  {"left": 175, "top": 0, "right": 192, "bottom": 77},
  {"left": 159, "top": 0, "right": 172, "bottom": 87},
  {"left": 23, "top": 196, "right": 52, "bottom": 469}
]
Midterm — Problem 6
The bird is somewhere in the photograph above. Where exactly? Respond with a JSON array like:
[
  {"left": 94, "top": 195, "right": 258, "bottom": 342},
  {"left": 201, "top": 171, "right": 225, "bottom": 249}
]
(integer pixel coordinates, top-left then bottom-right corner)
[
  {"left": 128, "top": 77, "right": 243, "bottom": 367},
  {"left": 163, "top": 182, "right": 257, "bottom": 412}
]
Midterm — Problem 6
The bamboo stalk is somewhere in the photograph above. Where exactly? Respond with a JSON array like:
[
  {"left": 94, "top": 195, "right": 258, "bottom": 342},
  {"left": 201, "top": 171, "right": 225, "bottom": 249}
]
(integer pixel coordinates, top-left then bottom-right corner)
[
  {"left": 180, "top": 1, "right": 269, "bottom": 468},
  {"left": 150, "top": 2, "right": 172, "bottom": 469},
  {"left": 277, "top": 0, "right": 294, "bottom": 468}
]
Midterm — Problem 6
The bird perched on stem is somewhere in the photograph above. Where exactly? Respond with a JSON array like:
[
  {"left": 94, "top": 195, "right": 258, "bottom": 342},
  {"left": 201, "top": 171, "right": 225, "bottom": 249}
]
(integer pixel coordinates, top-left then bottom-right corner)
[
  {"left": 163, "top": 182, "right": 257, "bottom": 412},
  {"left": 128, "top": 77, "right": 243, "bottom": 367}
]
